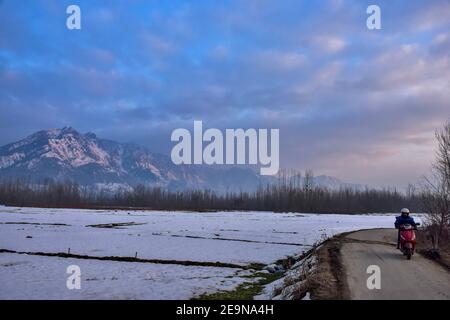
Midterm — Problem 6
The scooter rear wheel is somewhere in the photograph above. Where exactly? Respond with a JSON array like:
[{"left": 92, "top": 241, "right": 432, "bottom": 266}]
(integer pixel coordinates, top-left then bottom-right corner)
[{"left": 405, "top": 248, "right": 412, "bottom": 260}]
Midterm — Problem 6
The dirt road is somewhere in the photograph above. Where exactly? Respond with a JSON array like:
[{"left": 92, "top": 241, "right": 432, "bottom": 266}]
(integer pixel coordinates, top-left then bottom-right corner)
[{"left": 341, "top": 228, "right": 450, "bottom": 300}]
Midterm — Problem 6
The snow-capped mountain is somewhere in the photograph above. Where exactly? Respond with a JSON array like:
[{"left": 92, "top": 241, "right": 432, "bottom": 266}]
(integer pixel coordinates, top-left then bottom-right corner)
[
  {"left": 313, "top": 175, "right": 363, "bottom": 191},
  {"left": 0, "top": 127, "right": 270, "bottom": 192},
  {"left": 0, "top": 127, "right": 361, "bottom": 192}
]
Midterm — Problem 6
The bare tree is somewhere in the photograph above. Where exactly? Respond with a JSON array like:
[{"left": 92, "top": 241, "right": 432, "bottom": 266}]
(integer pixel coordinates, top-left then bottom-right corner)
[
  {"left": 421, "top": 121, "right": 450, "bottom": 250},
  {"left": 303, "top": 169, "right": 314, "bottom": 193}
]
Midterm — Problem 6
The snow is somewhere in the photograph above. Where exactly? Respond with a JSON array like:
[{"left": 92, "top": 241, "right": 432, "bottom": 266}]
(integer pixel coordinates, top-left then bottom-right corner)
[
  {"left": 0, "top": 253, "right": 249, "bottom": 299},
  {"left": 0, "top": 153, "right": 25, "bottom": 169},
  {"left": 0, "top": 207, "right": 396, "bottom": 265},
  {"left": 44, "top": 136, "right": 111, "bottom": 168},
  {"left": 0, "top": 206, "right": 398, "bottom": 299},
  {"left": 136, "top": 156, "right": 162, "bottom": 177},
  {"left": 93, "top": 183, "right": 133, "bottom": 193},
  {"left": 269, "top": 254, "right": 317, "bottom": 300},
  {"left": 254, "top": 277, "right": 285, "bottom": 300}
]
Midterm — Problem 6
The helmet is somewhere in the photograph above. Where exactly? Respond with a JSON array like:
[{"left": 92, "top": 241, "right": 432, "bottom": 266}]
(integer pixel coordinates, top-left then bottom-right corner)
[{"left": 401, "top": 208, "right": 410, "bottom": 215}]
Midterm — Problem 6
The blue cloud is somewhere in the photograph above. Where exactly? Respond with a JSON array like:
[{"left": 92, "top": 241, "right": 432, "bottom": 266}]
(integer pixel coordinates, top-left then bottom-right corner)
[{"left": 0, "top": 0, "right": 449, "bottom": 188}]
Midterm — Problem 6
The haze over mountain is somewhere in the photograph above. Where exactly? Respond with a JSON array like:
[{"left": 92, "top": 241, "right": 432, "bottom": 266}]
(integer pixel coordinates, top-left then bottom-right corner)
[{"left": 0, "top": 127, "right": 361, "bottom": 193}]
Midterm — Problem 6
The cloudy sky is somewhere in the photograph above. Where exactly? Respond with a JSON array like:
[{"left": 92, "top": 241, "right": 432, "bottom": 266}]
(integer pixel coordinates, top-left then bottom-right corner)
[{"left": 1, "top": 0, "right": 449, "bottom": 188}]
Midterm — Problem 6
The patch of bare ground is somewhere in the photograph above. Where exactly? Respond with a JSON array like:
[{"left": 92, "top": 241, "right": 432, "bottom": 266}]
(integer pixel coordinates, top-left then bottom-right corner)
[
  {"left": 0, "top": 248, "right": 259, "bottom": 269},
  {"left": 85, "top": 222, "right": 146, "bottom": 229},
  {"left": 416, "top": 229, "right": 450, "bottom": 272},
  {"left": 307, "top": 234, "right": 350, "bottom": 300},
  {"left": 0, "top": 222, "right": 69, "bottom": 226}
]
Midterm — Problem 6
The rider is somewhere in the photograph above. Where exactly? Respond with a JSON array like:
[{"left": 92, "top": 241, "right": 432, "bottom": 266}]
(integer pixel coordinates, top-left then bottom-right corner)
[{"left": 394, "top": 208, "right": 417, "bottom": 249}]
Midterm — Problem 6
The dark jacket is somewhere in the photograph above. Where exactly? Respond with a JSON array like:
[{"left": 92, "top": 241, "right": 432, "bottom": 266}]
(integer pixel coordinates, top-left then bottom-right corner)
[{"left": 395, "top": 215, "right": 416, "bottom": 229}]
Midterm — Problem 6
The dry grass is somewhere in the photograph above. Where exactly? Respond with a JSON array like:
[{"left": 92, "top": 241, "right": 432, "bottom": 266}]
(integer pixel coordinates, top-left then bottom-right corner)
[
  {"left": 417, "top": 229, "right": 450, "bottom": 271},
  {"left": 304, "top": 231, "right": 357, "bottom": 300},
  {"left": 270, "top": 233, "right": 351, "bottom": 300}
]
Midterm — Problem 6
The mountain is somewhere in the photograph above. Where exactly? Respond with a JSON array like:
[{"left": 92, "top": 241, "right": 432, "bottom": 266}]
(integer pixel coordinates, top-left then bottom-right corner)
[
  {"left": 0, "top": 127, "right": 271, "bottom": 192},
  {"left": 0, "top": 127, "right": 361, "bottom": 192},
  {"left": 313, "top": 175, "right": 363, "bottom": 191}
]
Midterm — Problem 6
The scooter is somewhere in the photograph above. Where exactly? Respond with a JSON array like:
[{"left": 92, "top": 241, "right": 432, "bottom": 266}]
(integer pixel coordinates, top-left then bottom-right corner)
[{"left": 399, "top": 222, "right": 420, "bottom": 260}]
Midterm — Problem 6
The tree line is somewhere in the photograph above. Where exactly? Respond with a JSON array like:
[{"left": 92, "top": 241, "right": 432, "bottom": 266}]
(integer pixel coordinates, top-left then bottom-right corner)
[{"left": 0, "top": 174, "right": 423, "bottom": 214}]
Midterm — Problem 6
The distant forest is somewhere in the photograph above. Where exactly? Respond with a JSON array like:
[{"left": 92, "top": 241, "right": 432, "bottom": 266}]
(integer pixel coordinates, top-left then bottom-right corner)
[{"left": 0, "top": 172, "right": 423, "bottom": 214}]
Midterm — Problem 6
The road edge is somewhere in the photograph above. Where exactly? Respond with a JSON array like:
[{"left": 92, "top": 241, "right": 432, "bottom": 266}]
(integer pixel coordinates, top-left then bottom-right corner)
[
  {"left": 307, "top": 231, "right": 353, "bottom": 300},
  {"left": 309, "top": 228, "right": 395, "bottom": 300}
]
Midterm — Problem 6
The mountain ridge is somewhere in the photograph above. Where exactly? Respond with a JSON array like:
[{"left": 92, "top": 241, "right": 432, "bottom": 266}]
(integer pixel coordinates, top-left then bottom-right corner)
[{"left": 0, "top": 127, "right": 362, "bottom": 192}]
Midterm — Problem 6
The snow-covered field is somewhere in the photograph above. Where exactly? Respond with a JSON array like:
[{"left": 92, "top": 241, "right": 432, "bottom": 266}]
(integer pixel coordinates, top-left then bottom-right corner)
[{"left": 0, "top": 206, "right": 397, "bottom": 299}]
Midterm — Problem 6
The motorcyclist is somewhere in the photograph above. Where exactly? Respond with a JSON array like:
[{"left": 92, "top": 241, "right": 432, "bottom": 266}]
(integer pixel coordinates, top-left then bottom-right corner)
[{"left": 394, "top": 208, "right": 417, "bottom": 249}]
